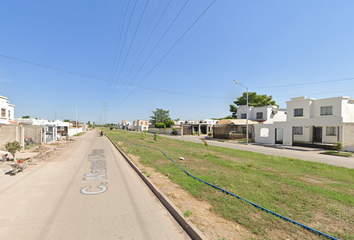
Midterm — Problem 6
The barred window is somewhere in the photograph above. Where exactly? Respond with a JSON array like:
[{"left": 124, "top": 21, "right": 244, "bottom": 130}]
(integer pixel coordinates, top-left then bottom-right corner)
[
  {"left": 321, "top": 106, "right": 332, "bottom": 116},
  {"left": 256, "top": 112, "right": 263, "bottom": 119},
  {"left": 294, "top": 108, "right": 303, "bottom": 117},
  {"left": 1, "top": 108, "right": 5, "bottom": 118},
  {"left": 326, "top": 127, "right": 336, "bottom": 136},
  {"left": 293, "top": 127, "right": 303, "bottom": 135},
  {"left": 241, "top": 113, "right": 246, "bottom": 119}
]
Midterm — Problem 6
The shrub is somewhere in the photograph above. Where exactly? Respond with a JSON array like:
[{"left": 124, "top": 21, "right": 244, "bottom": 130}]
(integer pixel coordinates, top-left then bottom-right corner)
[
  {"left": 165, "top": 119, "right": 175, "bottom": 127},
  {"left": 155, "top": 123, "right": 166, "bottom": 128},
  {"left": 335, "top": 142, "right": 344, "bottom": 153},
  {"left": 5, "top": 141, "right": 22, "bottom": 161}
]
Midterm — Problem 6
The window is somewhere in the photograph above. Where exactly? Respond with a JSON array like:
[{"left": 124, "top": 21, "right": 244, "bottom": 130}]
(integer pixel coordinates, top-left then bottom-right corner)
[
  {"left": 321, "top": 106, "right": 332, "bottom": 116},
  {"left": 260, "top": 128, "right": 269, "bottom": 137},
  {"left": 294, "top": 108, "right": 303, "bottom": 117},
  {"left": 8, "top": 110, "right": 11, "bottom": 120},
  {"left": 326, "top": 127, "right": 336, "bottom": 136},
  {"left": 293, "top": 127, "right": 303, "bottom": 135},
  {"left": 241, "top": 113, "right": 246, "bottom": 119},
  {"left": 1, "top": 108, "right": 5, "bottom": 118},
  {"left": 256, "top": 112, "right": 263, "bottom": 119}
]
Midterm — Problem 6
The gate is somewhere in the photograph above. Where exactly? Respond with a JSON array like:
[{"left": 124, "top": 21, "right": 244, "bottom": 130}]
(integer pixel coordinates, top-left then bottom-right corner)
[{"left": 183, "top": 125, "right": 192, "bottom": 135}]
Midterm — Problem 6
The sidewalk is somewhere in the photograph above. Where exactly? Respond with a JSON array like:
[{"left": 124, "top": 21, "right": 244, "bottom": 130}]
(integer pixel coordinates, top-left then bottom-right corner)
[{"left": 161, "top": 135, "right": 354, "bottom": 169}]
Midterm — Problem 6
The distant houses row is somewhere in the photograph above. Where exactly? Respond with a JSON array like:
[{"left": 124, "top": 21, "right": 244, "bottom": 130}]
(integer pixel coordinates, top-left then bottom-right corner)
[
  {"left": 0, "top": 95, "right": 87, "bottom": 150},
  {"left": 118, "top": 96, "right": 354, "bottom": 152},
  {"left": 2, "top": 93, "right": 354, "bottom": 152}
]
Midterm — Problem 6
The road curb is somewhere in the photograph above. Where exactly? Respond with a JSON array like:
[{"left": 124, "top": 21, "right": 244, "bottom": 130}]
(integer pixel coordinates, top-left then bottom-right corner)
[{"left": 106, "top": 136, "right": 207, "bottom": 240}]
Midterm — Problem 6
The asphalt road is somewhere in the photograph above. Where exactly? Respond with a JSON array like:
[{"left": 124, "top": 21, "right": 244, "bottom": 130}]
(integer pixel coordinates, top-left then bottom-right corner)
[
  {"left": 0, "top": 130, "right": 190, "bottom": 240},
  {"left": 161, "top": 135, "right": 354, "bottom": 169}
]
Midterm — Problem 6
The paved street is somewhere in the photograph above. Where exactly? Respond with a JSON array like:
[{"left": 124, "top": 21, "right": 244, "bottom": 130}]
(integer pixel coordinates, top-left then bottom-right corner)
[
  {"left": 0, "top": 130, "right": 190, "bottom": 240},
  {"left": 161, "top": 135, "right": 354, "bottom": 169}
]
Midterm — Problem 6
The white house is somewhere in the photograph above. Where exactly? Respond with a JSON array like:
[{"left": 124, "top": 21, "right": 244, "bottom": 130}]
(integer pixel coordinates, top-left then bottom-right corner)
[
  {"left": 174, "top": 120, "right": 186, "bottom": 125},
  {"left": 0, "top": 95, "right": 15, "bottom": 124},
  {"left": 237, "top": 105, "right": 287, "bottom": 124},
  {"left": 254, "top": 96, "right": 354, "bottom": 151},
  {"left": 200, "top": 119, "right": 219, "bottom": 125}
]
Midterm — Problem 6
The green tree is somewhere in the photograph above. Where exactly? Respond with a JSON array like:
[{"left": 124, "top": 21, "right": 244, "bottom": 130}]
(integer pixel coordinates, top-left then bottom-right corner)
[
  {"left": 229, "top": 92, "right": 278, "bottom": 118},
  {"left": 22, "top": 116, "right": 30, "bottom": 118},
  {"left": 64, "top": 119, "right": 70, "bottom": 122},
  {"left": 5, "top": 141, "right": 22, "bottom": 161},
  {"left": 150, "top": 108, "right": 173, "bottom": 127}
]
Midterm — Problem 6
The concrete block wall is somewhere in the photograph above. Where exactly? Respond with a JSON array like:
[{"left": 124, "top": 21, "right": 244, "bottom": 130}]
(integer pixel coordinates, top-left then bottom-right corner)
[
  {"left": 0, "top": 124, "right": 23, "bottom": 150},
  {"left": 24, "top": 125, "right": 45, "bottom": 145},
  {"left": 344, "top": 123, "right": 354, "bottom": 149}
]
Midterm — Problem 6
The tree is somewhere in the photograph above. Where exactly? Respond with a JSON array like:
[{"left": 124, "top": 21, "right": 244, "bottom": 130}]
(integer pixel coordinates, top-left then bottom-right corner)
[
  {"left": 229, "top": 92, "right": 278, "bottom": 118},
  {"left": 150, "top": 108, "right": 173, "bottom": 127},
  {"left": 5, "top": 141, "right": 22, "bottom": 161},
  {"left": 22, "top": 116, "right": 30, "bottom": 118},
  {"left": 64, "top": 119, "right": 70, "bottom": 122}
]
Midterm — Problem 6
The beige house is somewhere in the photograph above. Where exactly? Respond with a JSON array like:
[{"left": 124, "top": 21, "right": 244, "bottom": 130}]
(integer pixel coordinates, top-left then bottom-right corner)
[
  {"left": 213, "top": 119, "right": 260, "bottom": 140},
  {"left": 132, "top": 119, "right": 149, "bottom": 131}
]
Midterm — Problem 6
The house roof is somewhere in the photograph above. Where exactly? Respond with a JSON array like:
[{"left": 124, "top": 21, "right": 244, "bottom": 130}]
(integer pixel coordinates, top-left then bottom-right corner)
[{"left": 216, "top": 119, "right": 260, "bottom": 125}]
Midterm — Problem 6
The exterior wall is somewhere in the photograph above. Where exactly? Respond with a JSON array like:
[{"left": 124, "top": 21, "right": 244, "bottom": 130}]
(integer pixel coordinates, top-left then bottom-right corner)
[
  {"left": 343, "top": 123, "right": 354, "bottom": 151},
  {"left": 312, "top": 97, "right": 342, "bottom": 118},
  {"left": 68, "top": 127, "right": 84, "bottom": 136},
  {"left": 0, "top": 124, "right": 21, "bottom": 150},
  {"left": 149, "top": 127, "right": 183, "bottom": 135},
  {"left": 342, "top": 98, "right": 354, "bottom": 122},
  {"left": 286, "top": 97, "right": 313, "bottom": 121},
  {"left": 254, "top": 122, "right": 289, "bottom": 145},
  {"left": 0, "top": 124, "right": 45, "bottom": 150},
  {"left": 24, "top": 125, "right": 45, "bottom": 145}
]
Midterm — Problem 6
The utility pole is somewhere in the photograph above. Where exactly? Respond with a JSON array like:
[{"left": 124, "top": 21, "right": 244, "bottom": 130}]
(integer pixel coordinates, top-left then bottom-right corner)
[{"left": 102, "top": 102, "right": 107, "bottom": 126}]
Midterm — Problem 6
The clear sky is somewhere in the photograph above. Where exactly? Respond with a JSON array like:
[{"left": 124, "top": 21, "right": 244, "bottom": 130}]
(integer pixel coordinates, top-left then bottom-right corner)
[{"left": 1, "top": 0, "right": 354, "bottom": 124}]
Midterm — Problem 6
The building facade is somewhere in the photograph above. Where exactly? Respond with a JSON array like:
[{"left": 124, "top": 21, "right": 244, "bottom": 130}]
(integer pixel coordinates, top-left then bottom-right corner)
[
  {"left": 254, "top": 96, "right": 354, "bottom": 151},
  {"left": 0, "top": 95, "right": 15, "bottom": 124}
]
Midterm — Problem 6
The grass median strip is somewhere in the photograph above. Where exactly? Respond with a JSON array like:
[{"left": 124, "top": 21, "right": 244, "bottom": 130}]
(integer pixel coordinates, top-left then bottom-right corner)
[{"left": 106, "top": 129, "right": 354, "bottom": 240}]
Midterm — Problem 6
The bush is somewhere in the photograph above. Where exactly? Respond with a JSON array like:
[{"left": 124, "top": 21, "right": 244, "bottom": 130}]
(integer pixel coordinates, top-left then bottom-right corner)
[
  {"left": 155, "top": 123, "right": 166, "bottom": 128},
  {"left": 5, "top": 141, "right": 22, "bottom": 161},
  {"left": 335, "top": 142, "right": 344, "bottom": 153},
  {"left": 165, "top": 119, "right": 175, "bottom": 128}
]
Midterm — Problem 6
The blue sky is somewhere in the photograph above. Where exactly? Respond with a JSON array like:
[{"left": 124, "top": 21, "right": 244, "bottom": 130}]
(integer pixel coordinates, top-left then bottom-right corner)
[{"left": 1, "top": 0, "right": 354, "bottom": 124}]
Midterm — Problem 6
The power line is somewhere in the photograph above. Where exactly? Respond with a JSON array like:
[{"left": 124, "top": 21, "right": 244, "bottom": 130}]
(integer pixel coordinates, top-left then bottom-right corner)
[
  {"left": 0, "top": 54, "right": 111, "bottom": 83},
  {"left": 109, "top": 0, "right": 217, "bottom": 111},
  {"left": 108, "top": 0, "right": 185, "bottom": 107},
  {"left": 108, "top": 0, "right": 150, "bottom": 103},
  {"left": 112, "top": 0, "right": 171, "bottom": 101},
  {"left": 250, "top": 77, "right": 354, "bottom": 89},
  {"left": 2, "top": 53, "right": 353, "bottom": 101},
  {"left": 106, "top": 0, "right": 137, "bottom": 102},
  {"left": 106, "top": 0, "right": 130, "bottom": 98}
]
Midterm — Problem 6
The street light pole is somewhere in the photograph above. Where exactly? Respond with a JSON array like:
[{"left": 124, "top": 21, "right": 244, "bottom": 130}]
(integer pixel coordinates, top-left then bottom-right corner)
[{"left": 234, "top": 80, "right": 249, "bottom": 144}]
